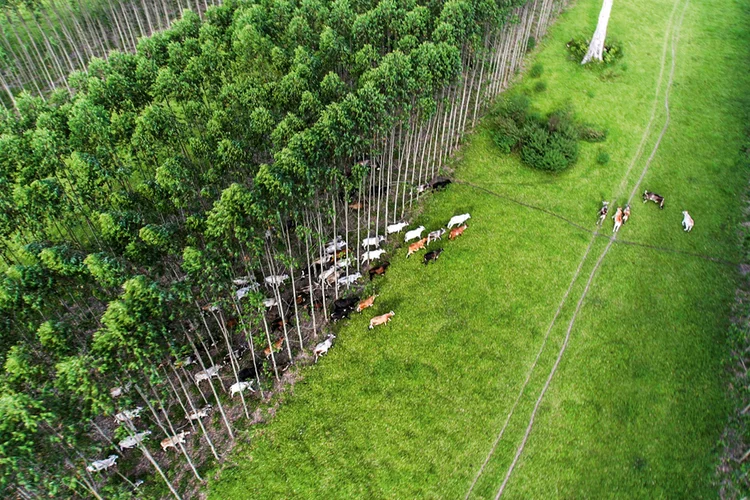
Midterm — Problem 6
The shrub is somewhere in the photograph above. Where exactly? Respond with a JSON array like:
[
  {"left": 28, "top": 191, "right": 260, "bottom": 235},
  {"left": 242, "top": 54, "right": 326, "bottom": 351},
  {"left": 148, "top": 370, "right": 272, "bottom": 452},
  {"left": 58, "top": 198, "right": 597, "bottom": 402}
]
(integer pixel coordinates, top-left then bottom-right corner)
[
  {"left": 578, "top": 123, "right": 608, "bottom": 142},
  {"left": 533, "top": 81, "right": 547, "bottom": 93},
  {"left": 566, "top": 37, "right": 624, "bottom": 66},
  {"left": 526, "top": 36, "right": 536, "bottom": 52},
  {"left": 596, "top": 149, "right": 610, "bottom": 165},
  {"left": 529, "top": 63, "right": 544, "bottom": 78}
]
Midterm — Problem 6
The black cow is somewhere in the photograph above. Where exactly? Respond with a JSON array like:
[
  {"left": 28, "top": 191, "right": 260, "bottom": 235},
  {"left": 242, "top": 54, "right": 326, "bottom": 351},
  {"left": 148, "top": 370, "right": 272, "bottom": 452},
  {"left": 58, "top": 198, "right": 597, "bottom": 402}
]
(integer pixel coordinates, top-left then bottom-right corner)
[
  {"left": 331, "top": 295, "right": 360, "bottom": 322},
  {"left": 424, "top": 248, "right": 444, "bottom": 265},
  {"left": 430, "top": 177, "right": 452, "bottom": 190}
]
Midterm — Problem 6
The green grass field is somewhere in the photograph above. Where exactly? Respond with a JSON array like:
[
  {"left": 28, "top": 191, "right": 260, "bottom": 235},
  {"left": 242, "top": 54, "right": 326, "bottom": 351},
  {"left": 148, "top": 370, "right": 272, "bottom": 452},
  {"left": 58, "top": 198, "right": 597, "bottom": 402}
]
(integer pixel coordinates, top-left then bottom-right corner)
[{"left": 208, "top": 0, "right": 750, "bottom": 497}]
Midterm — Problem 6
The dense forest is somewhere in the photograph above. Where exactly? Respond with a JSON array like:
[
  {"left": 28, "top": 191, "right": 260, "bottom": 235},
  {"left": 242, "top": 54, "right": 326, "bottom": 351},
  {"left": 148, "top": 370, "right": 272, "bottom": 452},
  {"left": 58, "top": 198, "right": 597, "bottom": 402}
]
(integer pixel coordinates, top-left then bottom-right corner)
[{"left": 0, "top": 0, "right": 564, "bottom": 496}]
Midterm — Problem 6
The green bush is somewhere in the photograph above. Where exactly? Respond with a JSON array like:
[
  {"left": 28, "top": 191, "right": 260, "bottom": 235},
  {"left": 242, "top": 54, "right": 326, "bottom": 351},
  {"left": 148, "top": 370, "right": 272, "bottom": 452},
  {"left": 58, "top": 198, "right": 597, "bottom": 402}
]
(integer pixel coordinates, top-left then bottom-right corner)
[
  {"left": 596, "top": 149, "right": 610, "bottom": 165},
  {"left": 533, "top": 81, "right": 547, "bottom": 93},
  {"left": 566, "top": 37, "right": 624, "bottom": 66},
  {"left": 529, "top": 63, "right": 544, "bottom": 78},
  {"left": 526, "top": 36, "right": 536, "bottom": 52},
  {"left": 578, "top": 123, "right": 608, "bottom": 142}
]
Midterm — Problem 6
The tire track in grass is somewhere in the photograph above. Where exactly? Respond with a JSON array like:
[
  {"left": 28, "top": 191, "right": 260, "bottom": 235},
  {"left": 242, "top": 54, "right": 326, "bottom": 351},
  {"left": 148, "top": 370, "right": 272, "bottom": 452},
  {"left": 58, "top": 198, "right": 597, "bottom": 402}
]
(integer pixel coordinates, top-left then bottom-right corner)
[
  {"left": 496, "top": 0, "right": 690, "bottom": 497},
  {"left": 465, "top": 0, "right": 686, "bottom": 497}
]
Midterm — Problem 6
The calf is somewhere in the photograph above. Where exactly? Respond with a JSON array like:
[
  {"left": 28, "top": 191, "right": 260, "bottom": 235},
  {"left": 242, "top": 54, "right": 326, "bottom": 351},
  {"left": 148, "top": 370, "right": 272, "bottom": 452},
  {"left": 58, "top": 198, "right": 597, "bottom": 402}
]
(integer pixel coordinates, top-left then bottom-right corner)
[
  {"left": 368, "top": 261, "right": 390, "bottom": 280},
  {"left": 313, "top": 334, "right": 336, "bottom": 362},
  {"left": 357, "top": 295, "right": 378, "bottom": 312},
  {"left": 643, "top": 190, "right": 665, "bottom": 209},
  {"left": 407, "top": 238, "right": 428, "bottom": 258},
  {"left": 361, "top": 235, "right": 386, "bottom": 248},
  {"left": 447, "top": 213, "right": 471, "bottom": 229},
  {"left": 361, "top": 249, "right": 387, "bottom": 263},
  {"left": 427, "top": 228, "right": 446, "bottom": 244},
  {"left": 449, "top": 224, "right": 468, "bottom": 240},
  {"left": 337, "top": 272, "right": 362, "bottom": 286},
  {"left": 622, "top": 204, "right": 631, "bottom": 224},
  {"left": 119, "top": 431, "right": 152, "bottom": 450},
  {"left": 114, "top": 407, "right": 143, "bottom": 424},
  {"left": 424, "top": 248, "right": 444, "bottom": 265},
  {"left": 87, "top": 455, "right": 118, "bottom": 473},
  {"left": 194, "top": 365, "right": 222, "bottom": 385},
  {"left": 387, "top": 222, "right": 409, "bottom": 234},
  {"left": 612, "top": 207, "right": 623, "bottom": 233},
  {"left": 369, "top": 311, "right": 395, "bottom": 329},
  {"left": 230, "top": 380, "right": 255, "bottom": 397},
  {"left": 264, "top": 337, "right": 284, "bottom": 358},
  {"left": 264, "top": 274, "right": 289, "bottom": 286},
  {"left": 161, "top": 431, "right": 191, "bottom": 452},
  {"left": 404, "top": 226, "right": 426, "bottom": 242},
  {"left": 682, "top": 211, "right": 694, "bottom": 232},
  {"left": 596, "top": 201, "right": 609, "bottom": 225},
  {"left": 186, "top": 405, "right": 213, "bottom": 421}
]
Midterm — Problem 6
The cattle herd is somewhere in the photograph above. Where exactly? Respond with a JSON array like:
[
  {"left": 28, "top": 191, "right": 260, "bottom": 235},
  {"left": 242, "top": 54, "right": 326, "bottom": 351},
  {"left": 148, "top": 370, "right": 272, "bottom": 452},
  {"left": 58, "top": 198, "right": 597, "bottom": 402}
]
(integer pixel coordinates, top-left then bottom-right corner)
[{"left": 597, "top": 190, "right": 694, "bottom": 233}]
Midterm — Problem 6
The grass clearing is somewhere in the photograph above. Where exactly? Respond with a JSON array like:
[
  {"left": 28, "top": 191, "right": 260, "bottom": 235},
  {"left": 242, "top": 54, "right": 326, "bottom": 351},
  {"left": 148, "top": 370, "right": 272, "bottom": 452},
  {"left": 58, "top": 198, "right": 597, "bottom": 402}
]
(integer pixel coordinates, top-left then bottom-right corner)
[{"left": 208, "top": 0, "right": 750, "bottom": 497}]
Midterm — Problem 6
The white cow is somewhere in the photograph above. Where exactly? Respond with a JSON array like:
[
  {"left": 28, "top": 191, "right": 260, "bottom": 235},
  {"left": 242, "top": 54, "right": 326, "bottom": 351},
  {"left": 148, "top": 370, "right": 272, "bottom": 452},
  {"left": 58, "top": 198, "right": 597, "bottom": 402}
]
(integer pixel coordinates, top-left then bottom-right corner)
[
  {"left": 361, "top": 235, "right": 385, "bottom": 248},
  {"left": 114, "top": 407, "right": 143, "bottom": 424},
  {"left": 161, "top": 431, "right": 191, "bottom": 452},
  {"left": 194, "top": 365, "right": 222, "bottom": 385},
  {"left": 447, "top": 214, "right": 471, "bottom": 229},
  {"left": 337, "top": 273, "right": 362, "bottom": 285},
  {"left": 265, "top": 274, "right": 289, "bottom": 286},
  {"left": 320, "top": 267, "right": 338, "bottom": 283},
  {"left": 87, "top": 455, "right": 118, "bottom": 473},
  {"left": 325, "top": 237, "right": 347, "bottom": 254},
  {"left": 313, "top": 334, "right": 336, "bottom": 362},
  {"left": 186, "top": 405, "right": 213, "bottom": 421},
  {"left": 235, "top": 286, "right": 253, "bottom": 301},
  {"left": 232, "top": 277, "right": 259, "bottom": 290},
  {"left": 110, "top": 382, "right": 131, "bottom": 398},
  {"left": 387, "top": 222, "right": 409, "bottom": 234},
  {"left": 404, "top": 226, "right": 425, "bottom": 242},
  {"left": 262, "top": 297, "right": 278, "bottom": 308},
  {"left": 335, "top": 258, "right": 352, "bottom": 269},
  {"left": 230, "top": 381, "right": 255, "bottom": 397},
  {"left": 119, "top": 431, "right": 152, "bottom": 450},
  {"left": 682, "top": 211, "right": 694, "bottom": 232},
  {"left": 361, "top": 249, "right": 386, "bottom": 263}
]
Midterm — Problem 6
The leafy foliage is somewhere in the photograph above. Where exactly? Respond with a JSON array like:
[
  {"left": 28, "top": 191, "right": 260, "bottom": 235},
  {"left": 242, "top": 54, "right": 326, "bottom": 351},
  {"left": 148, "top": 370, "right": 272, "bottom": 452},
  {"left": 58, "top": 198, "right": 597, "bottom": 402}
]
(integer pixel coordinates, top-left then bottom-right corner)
[{"left": 566, "top": 36, "right": 624, "bottom": 65}]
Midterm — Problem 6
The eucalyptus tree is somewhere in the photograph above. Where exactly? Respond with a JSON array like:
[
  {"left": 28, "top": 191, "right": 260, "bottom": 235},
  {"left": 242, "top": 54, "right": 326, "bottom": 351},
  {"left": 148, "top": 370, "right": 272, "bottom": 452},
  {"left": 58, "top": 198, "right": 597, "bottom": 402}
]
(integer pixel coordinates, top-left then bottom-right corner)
[{"left": 581, "top": 0, "right": 613, "bottom": 64}]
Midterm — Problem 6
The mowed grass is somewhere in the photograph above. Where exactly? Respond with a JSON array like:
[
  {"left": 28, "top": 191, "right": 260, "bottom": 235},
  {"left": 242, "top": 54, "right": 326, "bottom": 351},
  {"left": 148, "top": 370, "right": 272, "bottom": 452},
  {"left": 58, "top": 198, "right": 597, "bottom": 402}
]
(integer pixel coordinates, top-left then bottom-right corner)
[{"left": 208, "top": 0, "right": 750, "bottom": 497}]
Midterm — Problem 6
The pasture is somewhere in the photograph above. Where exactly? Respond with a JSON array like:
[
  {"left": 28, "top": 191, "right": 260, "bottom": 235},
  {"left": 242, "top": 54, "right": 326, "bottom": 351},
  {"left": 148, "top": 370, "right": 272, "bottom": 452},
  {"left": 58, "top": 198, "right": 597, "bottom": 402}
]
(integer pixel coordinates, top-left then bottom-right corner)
[{"left": 208, "top": 0, "right": 750, "bottom": 496}]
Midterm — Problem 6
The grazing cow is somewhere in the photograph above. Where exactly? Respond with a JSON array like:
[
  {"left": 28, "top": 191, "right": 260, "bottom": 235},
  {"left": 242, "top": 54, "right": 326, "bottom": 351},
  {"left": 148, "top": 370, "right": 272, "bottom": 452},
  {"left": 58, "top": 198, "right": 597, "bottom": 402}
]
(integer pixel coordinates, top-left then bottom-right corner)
[
  {"left": 349, "top": 201, "right": 364, "bottom": 210},
  {"left": 235, "top": 286, "right": 253, "bottom": 301},
  {"left": 230, "top": 380, "right": 255, "bottom": 397},
  {"left": 612, "top": 207, "right": 623, "bottom": 233},
  {"left": 87, "top": 455, "right": 118, "bottom": 473},
  {"left": 337, "top": 272, "right": 362, "bottom": 285},
  {"left": 357, "top": 295, "right": 378, "bottom": 312},
  {"left": 262, "top": 297, "right": 278, "bottom": 308},
  {"left": 643, "top": 190, "right": 665, "bottom": 209},
  {"left": 233, "top": 277, "right": 259, "bottom": 290},
  {"left": 325, "top": 238, "right": 347, "bottom": 254},
  {"left": 313, "top": 254, "right": 333, "bottom": 267},
  {"left": 427, "top": 228, "right": 446, "bottom": 243},
  {"left": 313, "top": 334, "right": 336, "bottom": 362},
  {"left": 331, "top": 296, "right": 359, "bottom": 321},
  {"left": 597, "top": 201, "right": 609, "bottom": 225},
  {"left": 335, "top": 258, "right": 353, "bottom": 269},
  {"left": 265, "top": 274, "right": 289, "bottom": 286},
  {"left": 404, "top": 226, "right": 426, "bottom": 242},
  {"left": 416, "top": 183, "right": 430, "bottom": 194},
  {"left": 387, "top": 222, "right": 409, "bottom": 234},
  {"left": 331, "top": 308, "right": 352, "bottom": 322},
  {"left": 114, "top": 407, "right": 143, "bottom": 424},
  {"left": 369, "top": 311, "right": 395, "bottom": 329},
  {"left": 161, "top": 431, "right": 191, "bottom": 452},
  {"left": 320, "top": 267, "right": 338, "bottom": 283},
  {"left": 368, "top": 261, "right": 390, "bottom": 280},
  {"left": 361, "top": 249, "right": 387, "bottom": 263},
  {"left": 119, "top": 431, "right": 152, "bottom": 450},
  {"left": 622, "top": 204, "right": 631, "bottom": 224},
  {"left": 407, "top": 238, "right": 428, "bottom": 258},
  {"left": 447, "top": 213, "right": 471, "bottom": 229},
  {"left": 430, "top": 177, "right": 452, "bottom": 190},
  {"left": 194, "top": 365, "right": 222, "bottom": 385},
  {"left": 362, "top": 235, "right": 386, "bottom": 248},
  {"left": 682, "top": 211, "right": 694, "bottom": 232},
  {"left": 186, "top": 405, "right": 213, "bottom": 421},
  {"left": 449, "top": 224, "right": 468, "bottom": 240},
  {"left": 424, "top": 248, "right": 444, "bottom": 265}
]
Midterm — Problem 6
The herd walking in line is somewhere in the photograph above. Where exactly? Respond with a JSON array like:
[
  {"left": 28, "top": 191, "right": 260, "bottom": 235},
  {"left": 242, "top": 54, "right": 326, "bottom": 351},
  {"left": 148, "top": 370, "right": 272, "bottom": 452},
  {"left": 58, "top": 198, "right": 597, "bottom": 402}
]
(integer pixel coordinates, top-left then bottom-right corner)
[{"left": 597, "top": 190, "right": 694, "bottom": 233}]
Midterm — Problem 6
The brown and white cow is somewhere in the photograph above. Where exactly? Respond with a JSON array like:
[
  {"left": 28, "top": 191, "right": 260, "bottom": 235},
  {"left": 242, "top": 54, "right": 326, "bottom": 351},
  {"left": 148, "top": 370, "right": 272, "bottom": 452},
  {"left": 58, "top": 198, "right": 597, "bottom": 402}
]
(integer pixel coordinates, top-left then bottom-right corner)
[
  {"left": 369, "top": 311, "right": 395, "bottom": 329},
  {"left": 643, "top": 190, "right": 665, "bottom": 209},
  {"left": 161, "top": 431, "right": 191, "bottom": 452},
  {"left": 407, "top": 238, "right": 428, "bottom": 258},
  {"left": 357, "top": 295, "right": 378, "bottom": 313},
  {"left": 622, "top": 204, "right": 631, "bottom": 224},
  {"left": 449, "top": 224, "right": 467, "bottom": 240},
  {"left": 612, "top": 207, "right": 623, "bottom": 233}
]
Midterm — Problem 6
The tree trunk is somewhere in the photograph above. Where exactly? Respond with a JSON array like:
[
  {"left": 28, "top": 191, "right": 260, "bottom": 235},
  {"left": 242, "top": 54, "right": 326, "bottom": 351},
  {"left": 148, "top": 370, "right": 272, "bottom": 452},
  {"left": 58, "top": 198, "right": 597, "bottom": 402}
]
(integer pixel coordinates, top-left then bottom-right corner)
[{"left": 581, "top": 0, "right": 613, "bottom": 64}]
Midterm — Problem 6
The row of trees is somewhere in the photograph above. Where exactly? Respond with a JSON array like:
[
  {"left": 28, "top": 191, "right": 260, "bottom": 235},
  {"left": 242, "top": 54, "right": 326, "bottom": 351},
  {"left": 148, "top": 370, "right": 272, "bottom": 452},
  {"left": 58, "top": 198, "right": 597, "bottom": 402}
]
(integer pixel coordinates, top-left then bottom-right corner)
[
  {"left": 0, "top": 0, "right": 565, "bottom": 496},
  {"left": 0, "top": 0, "right": 218, "bottom": 105}
]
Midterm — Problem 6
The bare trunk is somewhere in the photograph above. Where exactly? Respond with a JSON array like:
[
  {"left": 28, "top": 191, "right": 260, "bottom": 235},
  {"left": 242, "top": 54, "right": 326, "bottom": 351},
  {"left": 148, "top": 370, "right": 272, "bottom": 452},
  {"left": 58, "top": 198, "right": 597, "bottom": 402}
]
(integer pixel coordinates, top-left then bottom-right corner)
[{"left": 581, "top": 0, "right": 613, "bottom": 64}]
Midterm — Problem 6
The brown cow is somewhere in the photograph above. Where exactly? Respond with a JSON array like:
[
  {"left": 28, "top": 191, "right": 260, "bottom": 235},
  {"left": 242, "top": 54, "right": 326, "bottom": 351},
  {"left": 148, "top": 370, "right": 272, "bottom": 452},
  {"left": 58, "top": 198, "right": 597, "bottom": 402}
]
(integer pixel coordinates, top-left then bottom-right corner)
[
  {"left": 369, "top": 311, "right": 395, "bottom": 329},
  {"left": 263, "top": 337, "right": 284, "bottom": 358},
  {"left": 449, "top": 224, "right": 468, "bottom": 240},
  {"left": 406, "top": 237, "right": 428, "bottom": 258},
  {"left": 349, "top": 201, "right": 364, "bottom": 210},
  {"left": 357, "top": 295, "right": 378, "bottom": 313},
  {"left": 368, "top": 261, "right": 390, "bottom": 280}
]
